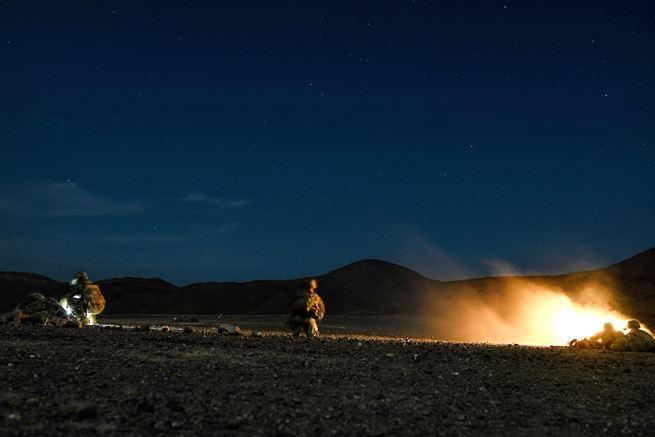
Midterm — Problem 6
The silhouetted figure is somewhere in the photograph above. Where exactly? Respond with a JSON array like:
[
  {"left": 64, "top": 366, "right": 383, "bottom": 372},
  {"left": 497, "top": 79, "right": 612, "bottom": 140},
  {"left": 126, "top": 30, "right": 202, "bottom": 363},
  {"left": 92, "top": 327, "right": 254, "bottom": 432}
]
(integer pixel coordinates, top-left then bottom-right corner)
[
  {"left": 571, "top": 322, "right": 624, "bottom": 349},
  {"left": 287, "top": 278, "right": 325, "bottom": 337},
  {"left": 589, "top": 322, "right": 624, "bottom": 349},
  {"left": 611, "top": 320, "right": 655, "bottom": 351}
]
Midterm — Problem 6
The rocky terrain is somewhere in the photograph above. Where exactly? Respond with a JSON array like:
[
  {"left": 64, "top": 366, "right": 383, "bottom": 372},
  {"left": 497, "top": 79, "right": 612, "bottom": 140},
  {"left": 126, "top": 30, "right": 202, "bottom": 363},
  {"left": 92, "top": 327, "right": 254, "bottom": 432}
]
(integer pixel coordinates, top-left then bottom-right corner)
[{"left": 1, "top": 322, "right": 654, "bottom": 436}]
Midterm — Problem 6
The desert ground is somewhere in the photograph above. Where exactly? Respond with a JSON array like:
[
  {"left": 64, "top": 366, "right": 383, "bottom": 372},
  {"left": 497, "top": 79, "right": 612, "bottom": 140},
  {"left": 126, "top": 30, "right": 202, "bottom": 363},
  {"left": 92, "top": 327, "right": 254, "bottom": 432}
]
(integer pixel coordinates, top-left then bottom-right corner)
[{"left": 2, "top": 316, "right": 655, "bottom": 436}]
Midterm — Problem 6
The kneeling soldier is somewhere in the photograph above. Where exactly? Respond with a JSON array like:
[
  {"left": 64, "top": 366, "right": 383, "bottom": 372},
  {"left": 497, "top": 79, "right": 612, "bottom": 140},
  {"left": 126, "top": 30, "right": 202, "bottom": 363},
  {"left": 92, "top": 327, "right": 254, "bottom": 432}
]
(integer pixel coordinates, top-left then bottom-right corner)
[{"left": 287, "top": 278, "right": 325, "bottom": 337}]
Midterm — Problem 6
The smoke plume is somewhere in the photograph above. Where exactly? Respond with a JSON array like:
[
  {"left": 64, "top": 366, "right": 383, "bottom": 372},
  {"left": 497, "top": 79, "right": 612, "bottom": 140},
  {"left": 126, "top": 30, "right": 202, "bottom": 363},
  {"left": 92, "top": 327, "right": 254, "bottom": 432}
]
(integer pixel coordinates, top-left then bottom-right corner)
[{"left": 423, "top": 274, "right": 635, "bottom": 346}]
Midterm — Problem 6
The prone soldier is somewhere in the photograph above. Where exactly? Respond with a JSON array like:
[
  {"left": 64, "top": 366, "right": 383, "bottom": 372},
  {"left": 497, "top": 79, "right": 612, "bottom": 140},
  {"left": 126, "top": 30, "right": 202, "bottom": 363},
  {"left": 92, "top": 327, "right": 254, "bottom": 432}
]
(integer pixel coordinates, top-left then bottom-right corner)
[
  {"left": 571, "top": 322, "right": 624, "bottom": 349},
  {"left": 611, "top": 320, "right": 655, "bottom": 352}
]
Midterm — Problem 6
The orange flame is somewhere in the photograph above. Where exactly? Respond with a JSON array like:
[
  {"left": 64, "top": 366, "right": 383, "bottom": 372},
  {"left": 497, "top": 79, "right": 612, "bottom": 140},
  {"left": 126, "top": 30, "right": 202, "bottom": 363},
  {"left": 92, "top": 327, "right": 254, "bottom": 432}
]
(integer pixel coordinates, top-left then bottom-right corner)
[
  {"left": 522, "top": 292, "right": 629, "bottom": 345},
  {"left": 426, "top": 279, "right": 647, "bottom": 345}
]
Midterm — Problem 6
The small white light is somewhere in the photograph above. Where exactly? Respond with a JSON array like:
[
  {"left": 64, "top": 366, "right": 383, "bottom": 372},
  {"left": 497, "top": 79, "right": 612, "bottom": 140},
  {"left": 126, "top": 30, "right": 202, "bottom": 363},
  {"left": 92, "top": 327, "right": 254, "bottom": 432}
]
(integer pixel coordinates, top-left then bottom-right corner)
[{"left": 60, "top": 299, "right": 73, "bottom": 315}]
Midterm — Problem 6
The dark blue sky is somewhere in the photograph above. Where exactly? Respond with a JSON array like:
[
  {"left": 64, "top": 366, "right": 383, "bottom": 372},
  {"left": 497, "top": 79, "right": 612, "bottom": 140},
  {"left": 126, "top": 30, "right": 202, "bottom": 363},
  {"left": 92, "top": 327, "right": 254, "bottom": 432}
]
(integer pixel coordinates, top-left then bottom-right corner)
[{"left": 1, "top": 1, "right": 654, "bottom": 284}]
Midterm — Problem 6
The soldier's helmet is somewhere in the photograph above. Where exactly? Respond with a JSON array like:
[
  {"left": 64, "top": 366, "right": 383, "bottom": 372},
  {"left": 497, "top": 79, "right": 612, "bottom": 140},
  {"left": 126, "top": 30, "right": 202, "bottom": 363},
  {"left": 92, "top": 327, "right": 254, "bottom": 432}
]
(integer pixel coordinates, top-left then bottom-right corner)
[
  {"left": 603, "top": 322, "right": 614, "bottom": 331},
  {"left": 74, "top": 272, "right": 90, "bottom": 284},
  {"left": 305, "top": 278, "right": 318, "bottom": 292},
  {"left": 626, "top": 320, "right": 641, "bottom": 330}
]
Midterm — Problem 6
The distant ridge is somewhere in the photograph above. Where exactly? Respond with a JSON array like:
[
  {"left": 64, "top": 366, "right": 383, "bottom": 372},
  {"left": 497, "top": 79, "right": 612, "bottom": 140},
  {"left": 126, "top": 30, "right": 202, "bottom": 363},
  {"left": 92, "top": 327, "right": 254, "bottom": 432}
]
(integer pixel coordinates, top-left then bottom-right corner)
[{"left": 1, "top": 247, "right": 654, "bottom": 325}]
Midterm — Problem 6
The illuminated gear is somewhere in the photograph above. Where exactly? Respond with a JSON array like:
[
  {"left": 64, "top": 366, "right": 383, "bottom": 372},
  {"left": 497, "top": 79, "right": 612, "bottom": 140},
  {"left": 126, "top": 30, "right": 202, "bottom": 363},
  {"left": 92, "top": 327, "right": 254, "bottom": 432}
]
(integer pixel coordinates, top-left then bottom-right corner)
[
  {"left": 626, "top": 320, "right": 640, "bottom": 330},
  {"left": 73, "top": 271, "right": 90, "bottom": 285},
  {"left": 287, "top": 279, "right": 325, "bottom": 337},
  {"left": 61, "top": 272, "right": 106, "bottom": 325},
  {"left": 611, "top": 323, "right": 655, "bottom": 352}
]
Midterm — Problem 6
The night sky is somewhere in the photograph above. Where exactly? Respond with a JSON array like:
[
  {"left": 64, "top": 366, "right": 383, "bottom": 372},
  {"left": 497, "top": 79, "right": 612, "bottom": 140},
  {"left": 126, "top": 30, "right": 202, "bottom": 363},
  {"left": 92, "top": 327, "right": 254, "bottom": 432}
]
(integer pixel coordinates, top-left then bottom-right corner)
[{"left": 1, "top": 1, "right": 654, "bottom": 284}]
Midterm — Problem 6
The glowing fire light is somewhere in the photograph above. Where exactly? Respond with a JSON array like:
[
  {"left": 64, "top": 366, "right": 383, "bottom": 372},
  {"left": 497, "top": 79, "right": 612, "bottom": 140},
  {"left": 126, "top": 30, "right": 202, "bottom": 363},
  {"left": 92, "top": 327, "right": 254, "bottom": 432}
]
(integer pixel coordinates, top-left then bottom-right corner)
[
  {"left": 505, "top": 289, "right": 655, "bottom": 346},
  {"left": 59, "top": 298, "right": 73, "bottom": 316},
  {"left": 428, "top": 281, "right": 650, "bottom": 346},
  {"left": 59, "top": 298, "right": 96, "bottom": 325},
  {"left": 542, "top": 295, "right": 628, "bottom": 345}
]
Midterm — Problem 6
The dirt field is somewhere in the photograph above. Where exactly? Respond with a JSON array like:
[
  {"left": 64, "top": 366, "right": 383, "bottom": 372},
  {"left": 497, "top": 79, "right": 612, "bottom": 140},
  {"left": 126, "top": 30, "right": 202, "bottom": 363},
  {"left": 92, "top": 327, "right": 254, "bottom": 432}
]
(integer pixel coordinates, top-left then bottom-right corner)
[{"left": 1, "top": 317, "right": 655, "bottom": 436}]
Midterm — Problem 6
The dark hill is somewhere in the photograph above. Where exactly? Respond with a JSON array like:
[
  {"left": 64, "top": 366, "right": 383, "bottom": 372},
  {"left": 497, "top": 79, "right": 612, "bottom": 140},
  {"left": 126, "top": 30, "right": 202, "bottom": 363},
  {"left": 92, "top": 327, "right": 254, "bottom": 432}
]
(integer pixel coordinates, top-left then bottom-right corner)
[
  {"left": 178, "top": 280, "right": 292, "bottom": 315},
  {"left": 1, "top": 247, "right": 654, "bottom": 324},
  {"left": 97, "top": 277, "right": 179, "bottom": 314},
  {"left": 317, "top": 259, "right": 434, "bottom": 314},
  {"left": 0, "top": 272, "right": 66, "bottom": 310},
  {"left": 598, "top": 247, "right": 655, "bottom": 322}
]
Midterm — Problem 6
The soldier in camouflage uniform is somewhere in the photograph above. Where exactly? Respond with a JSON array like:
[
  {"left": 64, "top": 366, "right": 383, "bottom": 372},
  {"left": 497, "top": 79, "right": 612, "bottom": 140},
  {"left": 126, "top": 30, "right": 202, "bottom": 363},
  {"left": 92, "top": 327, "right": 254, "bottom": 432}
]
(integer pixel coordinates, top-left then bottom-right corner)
[
  {"left": 15, "top": 293, "right": 68, "bottom": 325},
  {"left": 570, "top": 322, "right": 624, "bottom": 349},
  {"left": 60, "top": 272, "right": 106, "bottom": 325},
  {"left": 287, "top": 278, "right": 325, "bottom": 337},
  {"left": 588, "top": 322, "right": 624, "bottom": 349},
  {"left": 611, "top": 320, "right": 655, "bottom": 352},
  {"left": 1, "top": 292, "right": 79, "bottom": 327}
]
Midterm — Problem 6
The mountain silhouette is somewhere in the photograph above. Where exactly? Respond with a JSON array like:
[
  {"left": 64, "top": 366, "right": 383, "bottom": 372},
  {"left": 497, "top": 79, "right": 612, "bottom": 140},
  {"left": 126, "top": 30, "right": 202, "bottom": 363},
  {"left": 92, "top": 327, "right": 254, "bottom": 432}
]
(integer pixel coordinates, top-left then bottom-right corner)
[{"left": 1, "top": 247, "right": 654, "bottom": 325}]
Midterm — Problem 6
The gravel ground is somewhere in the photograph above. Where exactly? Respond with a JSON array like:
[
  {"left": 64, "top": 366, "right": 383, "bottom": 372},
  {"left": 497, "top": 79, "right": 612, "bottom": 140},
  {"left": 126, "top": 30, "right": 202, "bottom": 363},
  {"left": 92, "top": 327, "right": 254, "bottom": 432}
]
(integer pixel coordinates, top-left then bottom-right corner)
[{"left": 1, "top": 323, "right": 655, "bottom": 436}]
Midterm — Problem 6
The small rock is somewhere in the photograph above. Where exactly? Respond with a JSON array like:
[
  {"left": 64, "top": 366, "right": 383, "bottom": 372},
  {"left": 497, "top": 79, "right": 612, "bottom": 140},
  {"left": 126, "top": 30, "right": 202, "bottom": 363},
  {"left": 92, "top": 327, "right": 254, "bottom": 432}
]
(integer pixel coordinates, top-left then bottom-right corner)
[
  {"left": 137, "top": 399, "right": 155, "bottom": 413},
  {"left": 217, "top": 324, "right": 242, "bottom": 336},
  {"left": 74, "top": 406, "right": 98, "bottom": 421},
  {"left": 154, "top": 420, "right": 167, "bottom": 431},
  {"left": 166, "top": 399, "right": 184, "bottom": 412},
  {"left": 252, "top": 331, "right": 264, "bottom": 338},
  {"left": 161, "top": 326, "right": 171, "bottom": 332},
  {"left": 96, "top": 423, "right": 117, "bottom": 433},
  {"left": 62, "top": 319, "right": 83, "bottom": 329}
]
